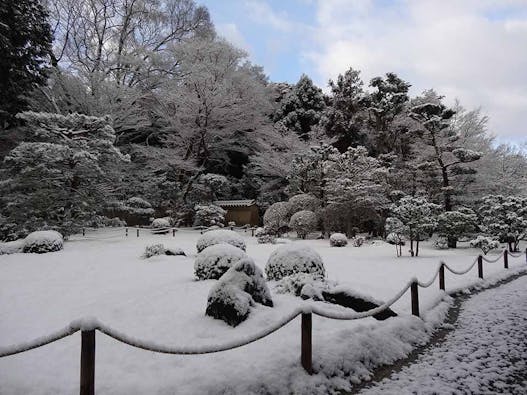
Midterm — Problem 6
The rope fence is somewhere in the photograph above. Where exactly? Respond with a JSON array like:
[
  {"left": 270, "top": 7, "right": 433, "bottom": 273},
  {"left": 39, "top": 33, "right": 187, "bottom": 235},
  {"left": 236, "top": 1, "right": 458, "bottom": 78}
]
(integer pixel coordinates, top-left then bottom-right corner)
[{"left": 1, "top": 248, "right": 526, "bottom": 394}]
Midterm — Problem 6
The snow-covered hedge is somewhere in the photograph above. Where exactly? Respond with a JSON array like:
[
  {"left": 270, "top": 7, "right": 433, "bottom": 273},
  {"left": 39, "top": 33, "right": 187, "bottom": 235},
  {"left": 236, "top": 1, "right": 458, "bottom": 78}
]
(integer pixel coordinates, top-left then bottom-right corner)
[
  {"left": 329, "top": 233, "right": 348, "bottom": 247},
  {"left": 287, "top": 194, "right": 320, "bottom": 216},
  {"left": 255, "top": 227, "right": 276, "bottom": 244},
  {"left": 351, "top": 236, "right": 365, "bottom": 247},
  {"left": 274, "top": 273, "right": 329, "bottom": 301},
  {"left": 263, "top": 202, "right": 289, "bottom": 234},
  {"left": 386, "top": 232, "right": 405, "bottom": 245},
  {"left": 470, "top": 236, "right": 500, "bottom": 255},
  {"left": 265, "top": 244, "right": 325, "bottom": 281},
  {"left": 194, "top": 204, "right": 226, "bottom": 228},
  {"left": 434, "top": 236, "right": 449, "bottom": 250},
  {"left": 289, "top": 210, "right": 317, "bottom": 239},
  {"left": 152, "top": 218, "right": 171, "bottom": 228},
  {"left": 206, "top": 258, "right": 273, "bottom": 326},
  {"left": 0, "top": 239, "right": 24, "bottom": 255},
  {"left": 142, "top": 243, "right": 186, "bottom": 258},
  {"left": 194, "top": 243, "right": 248, "bottom": 280},
  {"left": 196, "top": 229, "right": 246, "bottom": 253},
  {"left": 22, "top": 231, "right": 64, "bottom": 254}
]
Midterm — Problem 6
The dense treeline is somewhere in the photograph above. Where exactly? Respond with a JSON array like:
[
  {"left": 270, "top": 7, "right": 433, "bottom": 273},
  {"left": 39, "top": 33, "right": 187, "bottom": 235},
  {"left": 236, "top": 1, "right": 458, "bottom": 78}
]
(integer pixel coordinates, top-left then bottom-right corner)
[{"left": 1, "top": 0, "right": 526, "bottom": 240}]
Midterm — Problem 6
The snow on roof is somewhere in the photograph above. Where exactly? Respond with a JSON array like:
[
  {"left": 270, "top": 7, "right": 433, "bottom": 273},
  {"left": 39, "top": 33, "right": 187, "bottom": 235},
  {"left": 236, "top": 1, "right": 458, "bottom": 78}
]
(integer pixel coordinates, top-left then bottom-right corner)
[{"left": 214, "top": 200, "right": 256, "bottom": 208}]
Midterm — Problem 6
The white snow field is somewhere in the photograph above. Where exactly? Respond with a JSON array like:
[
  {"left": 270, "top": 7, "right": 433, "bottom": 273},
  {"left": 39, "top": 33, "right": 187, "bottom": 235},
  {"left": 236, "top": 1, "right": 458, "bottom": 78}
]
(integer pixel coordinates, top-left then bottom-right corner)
[
  {"left": 0, "top": 228, "right": 525, "bottom": 394},
  {"left": 360, "top": 275, "right": 527, "bottom": 394}
]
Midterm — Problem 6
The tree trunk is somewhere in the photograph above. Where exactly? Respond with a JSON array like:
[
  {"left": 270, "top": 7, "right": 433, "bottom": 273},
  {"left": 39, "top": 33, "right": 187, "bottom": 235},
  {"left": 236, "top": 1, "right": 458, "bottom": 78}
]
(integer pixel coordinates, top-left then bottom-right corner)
[
  {"left": 441, "top": 166, "right": 452, "bottom": 212},
  {"left": 410, "top": 239, "right": 414, "bottom": 257},
  {"left": 416, "top": 239, "right": 420, "bottom": 257}
]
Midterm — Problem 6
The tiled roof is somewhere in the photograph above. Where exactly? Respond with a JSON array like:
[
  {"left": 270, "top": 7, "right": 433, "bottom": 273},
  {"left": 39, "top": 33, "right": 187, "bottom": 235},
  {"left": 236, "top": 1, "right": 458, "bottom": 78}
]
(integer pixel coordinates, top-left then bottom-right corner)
[{"left": 214, "top": 199, "right": 256, "bottom": 208}]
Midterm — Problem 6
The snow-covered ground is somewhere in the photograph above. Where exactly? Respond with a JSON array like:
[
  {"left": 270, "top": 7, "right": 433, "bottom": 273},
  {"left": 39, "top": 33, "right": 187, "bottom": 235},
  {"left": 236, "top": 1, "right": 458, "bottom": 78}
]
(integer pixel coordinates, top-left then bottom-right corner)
[
  {"left": 360, "top": 275, "right": 527, "bottom": 394},
  {"left": 0, "top": 228, "right": 525, "bottom": 394}
]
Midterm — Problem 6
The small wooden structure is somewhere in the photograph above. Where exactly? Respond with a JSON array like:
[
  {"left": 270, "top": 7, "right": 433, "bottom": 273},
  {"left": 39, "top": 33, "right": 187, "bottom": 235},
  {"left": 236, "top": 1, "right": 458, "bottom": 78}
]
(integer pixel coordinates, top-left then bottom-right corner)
[{"left": 214, "top": 199, "right": 259, "bottom": 226}]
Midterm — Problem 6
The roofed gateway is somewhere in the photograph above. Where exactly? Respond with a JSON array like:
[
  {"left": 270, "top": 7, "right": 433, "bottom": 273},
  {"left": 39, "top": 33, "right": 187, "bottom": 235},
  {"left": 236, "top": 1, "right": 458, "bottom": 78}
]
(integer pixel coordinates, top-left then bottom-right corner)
[{"left": 214, "top": 200, "right": 259, "bottom": 226}]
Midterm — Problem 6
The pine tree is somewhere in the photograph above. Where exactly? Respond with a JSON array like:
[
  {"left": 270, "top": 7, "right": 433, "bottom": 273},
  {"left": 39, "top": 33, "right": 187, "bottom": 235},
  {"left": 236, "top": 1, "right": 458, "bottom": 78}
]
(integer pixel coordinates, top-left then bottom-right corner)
[{"left": 0, "top": 0, "right": 52, "bottom": 126}]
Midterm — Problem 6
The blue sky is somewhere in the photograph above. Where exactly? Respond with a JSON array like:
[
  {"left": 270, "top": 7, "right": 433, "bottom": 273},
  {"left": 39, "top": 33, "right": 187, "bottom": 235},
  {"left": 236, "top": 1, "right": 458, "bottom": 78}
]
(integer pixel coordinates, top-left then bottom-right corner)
[{"left": 198, "top": 0, "right": 527, "bottom": 143}]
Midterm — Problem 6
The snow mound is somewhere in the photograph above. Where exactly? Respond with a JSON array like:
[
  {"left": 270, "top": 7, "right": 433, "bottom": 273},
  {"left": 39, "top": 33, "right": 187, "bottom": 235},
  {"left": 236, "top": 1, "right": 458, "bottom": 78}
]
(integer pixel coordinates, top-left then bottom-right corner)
[
  {"left": 196, "top": 229, "right": 246, "bottom": 253},
  {"left": 330, "top": 233, "right": 348, "bottom": 247},
  {"left": 151, "top": 218, "right": 170, "bottom": 228},
  {"left": 22, "top": 231, "right": 63, "bottom": 254},
  {"left": 194, "top": 243, "right": 248, "bottom": 280},
  {"left": 0, "top": 239, "right": 24, "bottom": 255},
  {"left": 274, "top": 273, "right": 329, "bottom": 301},
  {"left": 143, "top": 244, "right": 186, "bottom": 258},
  {"left": 265, "top": 244, "right": 325, "bottom": 281},
  {"left": 206, "top": 258, "right": 273, "bottom": 326}
]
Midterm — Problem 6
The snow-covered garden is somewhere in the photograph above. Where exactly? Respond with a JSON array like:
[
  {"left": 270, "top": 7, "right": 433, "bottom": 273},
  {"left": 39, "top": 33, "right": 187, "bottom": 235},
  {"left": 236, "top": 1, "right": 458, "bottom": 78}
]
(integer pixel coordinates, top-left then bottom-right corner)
[{"left": 1, "top": 228, "right": 525, "bottom": 394}]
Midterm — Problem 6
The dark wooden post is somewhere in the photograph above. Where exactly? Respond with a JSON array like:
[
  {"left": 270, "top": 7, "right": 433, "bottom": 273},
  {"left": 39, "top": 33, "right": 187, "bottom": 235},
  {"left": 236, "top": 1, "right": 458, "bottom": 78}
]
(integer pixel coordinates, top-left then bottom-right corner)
[
  {"left": 80, "top": 330, "right": 95, "bottom": 395},
  {"left": 82, "top": 228, "right": 85, "bottom": 237},
  {"left": 251, "top": 227, "right": 255, "bottom": 237},
  {"left": 439, "top": 264, "right": 445, "bottom": 291},
  {"left": 136, "top": 226, "right": 139, "bottom": 238},
  {"left": 411, "top": 281, "right": 419, "bottom": 317},
  {"left": 301, "top": 313, "right": 313, "bottom": 374},
  {"left": 478, "top": 255, "right": 483, "bottom": 279},
  {"left": 504, "top": 250, "right": 508, "bottom": 269},
  {"left": 172, "top": 228, "right": 176, "bottom": 237},
  {"left": 125, "top": 228, "right": 128, "bottom": 237}
]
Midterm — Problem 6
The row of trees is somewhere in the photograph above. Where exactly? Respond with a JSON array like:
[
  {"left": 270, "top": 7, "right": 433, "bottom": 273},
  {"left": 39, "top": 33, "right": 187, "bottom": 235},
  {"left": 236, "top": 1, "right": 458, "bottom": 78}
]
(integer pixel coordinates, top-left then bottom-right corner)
[{"left": 0, "top": 0, "right": 526, "bottom": 240}]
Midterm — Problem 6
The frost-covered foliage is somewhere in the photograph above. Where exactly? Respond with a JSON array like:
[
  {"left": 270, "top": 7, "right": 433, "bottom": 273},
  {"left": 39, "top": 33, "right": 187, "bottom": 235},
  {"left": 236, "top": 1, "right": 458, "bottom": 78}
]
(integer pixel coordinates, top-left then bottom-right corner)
[
  {"left": 478, "top": 195, "right": 527, "bottom": 252},
  {"left": 104, "top": 197, "right": 154, "bottom": 226},
  {"left": 287, "top": 194, "right": 320, "bottom": 216},
  {"left": 265, "top": 244, "right": 325, "bottom": 281},
  {"left": 255, "top": 227, "right": 276, "bottom": 244},
  {"left": 143, "top": 244, "right": 167, "bottom": 258},
  {"left": 470, "top": 236, "right": 500, "bottom": 255},
  {"left": 274, "top": 273, "right": 329, "bottom": 301},
  {"left": 329, "top": 233, "right": 348, "bottom": 247},
  {"left": 193, "top": 204, "right": 226, "bottom": 228},
  {"left": 0, "top": 112, "right": 128, "bottom": 240},
  {"left": 194, "top": 243, "right": 248, "bottom": 280},
  {"left": 22, "top": 231, "right": 64, "bottom": 254},
  {"left": 206, "top": 258, "right": 273, "bottom": 326},
  {"left": 390, "top": 196, "right": 440, "bottom": 256},
  {"left": 263, "top": 202, "right": 289, "bottom": 235},
  {"left": 289, "top": 210, "right": 317, "bottom": 239},
  {"left": 196, "top": 229, "right": 246, "bottom": 253},
  {"left": 385, "top": 217, "right": 406, "bottom": 256},
  {"left": 434, "top": 236, "right": 449, "bottom": 250},
  {"left": 0, "top": 239, "right": 24, "bottom": 255},
  {"left": 197, "top": 173, "right": 229, "bottom": 202},
  {"left": 351, "top": 236, "right": 365, "bottom": 247},
  {"left": 437, "top": 207, "right": 477, "bottom": 248}
]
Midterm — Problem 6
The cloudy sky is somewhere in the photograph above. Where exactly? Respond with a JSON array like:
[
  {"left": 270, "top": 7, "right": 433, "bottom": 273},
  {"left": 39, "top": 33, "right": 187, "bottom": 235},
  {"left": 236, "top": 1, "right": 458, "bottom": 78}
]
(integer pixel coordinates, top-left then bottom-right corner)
[{"left": 198, "top": 0, "right": 527, "bottom": 144}]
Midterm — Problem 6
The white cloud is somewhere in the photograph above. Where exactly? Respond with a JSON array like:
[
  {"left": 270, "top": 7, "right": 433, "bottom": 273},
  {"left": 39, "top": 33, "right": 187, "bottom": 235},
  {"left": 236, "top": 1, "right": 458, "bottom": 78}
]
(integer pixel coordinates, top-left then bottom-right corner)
[
  {"left": 244, "top": 0, "right": 294, "bottom": 32},
  {"left": 216, "top": 23, "right": 251, "bottom": 52},
  {"left": 305, "top": 0, "right": 527, "bottom": 141}
]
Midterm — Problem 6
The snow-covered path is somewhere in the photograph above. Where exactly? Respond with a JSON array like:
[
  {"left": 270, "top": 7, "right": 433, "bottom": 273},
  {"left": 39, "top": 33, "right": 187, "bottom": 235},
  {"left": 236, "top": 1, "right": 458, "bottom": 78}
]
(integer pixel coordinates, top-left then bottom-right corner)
[{"left": 360, "top": 275, "right": 527, "bottom": 395}]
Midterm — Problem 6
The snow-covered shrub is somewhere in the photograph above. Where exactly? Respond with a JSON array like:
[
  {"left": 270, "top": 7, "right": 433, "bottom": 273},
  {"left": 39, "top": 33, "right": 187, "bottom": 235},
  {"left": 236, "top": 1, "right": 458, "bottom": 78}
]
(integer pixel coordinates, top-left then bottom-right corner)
[
  {"left": 196, "top": 229, "right": 246, "bottom": 253},
  {"left": 206, "top": 258, "right": 273, "bottom": 326},
  {"left": 329, "top": 233, "right": 348, "bottom": 247},
  {"left": 263, "top": 202, "right": 289, "bottom": 234},
  {"left": 0, "top": 239, "right": 24, "bottom": 255},
  {"left": 287, "top": 194, "right": 320, "bottom": 216},
  {"left": 351, "top": 236, "right": 365, "bottom": 247},
  {"left": 151, "top": 218, "right": 171, "bottom": 228},
  {"left": 105, "top": 217, "right": 126, "bottom": 227},
  {"left": 289, "top": 210, "right": 317, "bottom": 239},
  {"left": 255, "top": 227, "right": 276, "bottom": 244},
  {"left": 274, "top": 273, "right": 329, "bottom": 301},
  {"left": 386, "top": 232, "right": 405, "bottom": 245},
  {"left": 143, "top": 244, "right": 166, "bottom": 258},
  {"left": 22, "top": 231, "right": 64, "bottom": 254},
  {"left": 434, "top": 236, "right": 449, "bottom": 250},
  {"left": 265, "top": 244, "right": 325, "bottom": 281},
  {"left": 470, "top": 236, "right": 500, "bottom": 255},
  {"left": 194, "top": 243, "right": 248, "bottom": 280},
  {"left": 193, "top": 204, "right": 226, "bottom": 228}
]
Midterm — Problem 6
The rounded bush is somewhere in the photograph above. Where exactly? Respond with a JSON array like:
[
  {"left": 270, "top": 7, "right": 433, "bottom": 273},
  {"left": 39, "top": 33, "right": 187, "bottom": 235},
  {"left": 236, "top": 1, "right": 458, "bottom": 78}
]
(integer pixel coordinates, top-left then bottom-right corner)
[
  {"left": 23, "top": 231, "right": 63, "bottom": 254},
  {"left": 196, "top": 229, "right": 246, "bottom": 253},
  {"left": 265, "top": 244, "right": 325, "bottom": 281},
  {"left": 287, "top": 194, "right": 320, "bottom": 216},
  {"left": 152, "top": 218, "right": 171, "bottom": 228},
  {"left": 329, "top": 233, "right": 348, "bottom": 247},
  {"left": 289, "top": 210, "right": 317, "bottom": 239},
  {"left": 194, "top": 243, "right": 248, "bottom": 280},
  {"left": 263, "top": 202, "right": 289, "bottom": 234},
  {"left": 352, "top": 236, "right": 365, "bottom": 247}
]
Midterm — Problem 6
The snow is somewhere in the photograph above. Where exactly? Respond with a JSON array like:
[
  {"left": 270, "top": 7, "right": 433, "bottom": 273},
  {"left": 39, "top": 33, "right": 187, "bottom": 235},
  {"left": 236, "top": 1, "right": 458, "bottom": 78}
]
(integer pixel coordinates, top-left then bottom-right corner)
[
  {"left": 151, "top": 218, "right": 170, "bottom": 228},
  {"left": 22, "top": 230, "right": 63, "bottom": 253},
  {"left": 194, "top": 243, "right": 248, "bottom": 280},
  {"left": 359, "top": 275, "right": 527, "bottom": 394},
  {"left": 266, "top": 243, "right": 326, "bottom": 280},
  {"left": 0, "top": 228, "right": 525, "bottom": 394},
  {"left": 196, "top": 229, "right": 246, "bottom": 253},
  {"left": 329, "top": 233, "right": 348, "bottom": 247},
  {"left": 0, "top": 239, "right": 24, "bottom": 255}
]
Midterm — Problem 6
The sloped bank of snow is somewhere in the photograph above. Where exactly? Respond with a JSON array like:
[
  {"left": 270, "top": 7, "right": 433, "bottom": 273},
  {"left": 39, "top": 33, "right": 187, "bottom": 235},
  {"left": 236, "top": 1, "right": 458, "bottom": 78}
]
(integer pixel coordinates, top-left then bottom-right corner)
[{"left": 0, "top": 229, "right": 525, "bottom": 394}]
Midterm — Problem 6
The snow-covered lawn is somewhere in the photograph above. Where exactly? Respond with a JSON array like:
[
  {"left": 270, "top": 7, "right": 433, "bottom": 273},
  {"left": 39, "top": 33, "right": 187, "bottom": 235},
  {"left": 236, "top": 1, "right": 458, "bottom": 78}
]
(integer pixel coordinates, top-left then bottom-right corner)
[{"left": 0, "top": 228, "right": 525, "bottom": 394}]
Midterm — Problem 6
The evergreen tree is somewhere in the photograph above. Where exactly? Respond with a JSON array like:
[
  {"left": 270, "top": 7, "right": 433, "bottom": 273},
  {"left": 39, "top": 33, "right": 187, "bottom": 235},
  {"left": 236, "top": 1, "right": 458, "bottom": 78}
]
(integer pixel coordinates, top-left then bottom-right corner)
[{"left": 0, "top": 0, "right": 52, "bottom": 126}]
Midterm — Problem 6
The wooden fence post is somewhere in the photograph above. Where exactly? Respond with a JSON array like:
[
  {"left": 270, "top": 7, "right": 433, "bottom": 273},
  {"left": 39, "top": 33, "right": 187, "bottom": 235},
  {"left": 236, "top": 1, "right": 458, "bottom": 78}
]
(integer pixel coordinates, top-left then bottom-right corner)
[
  {"left": 172, "top": 228, "right": 176, "bottom": 237},
  {"left": 125, "top": 228, "right": 128, "bottom": 237},
  {"left": 439, "top": 264, "right": 445, "bottom": 291},
  {"left": 82, "top": 228, "right": 85, "bottom": 237},
  {"left": 504, "top": 250, "right": 508, "bottom": 269},
  {"left": 80, "top": 330, "right": 95, "bottom": 395},
  {"left": 251, "top": 227, "right": 255, "bottom": 237},
  {"left": 301, "top": 313, "right": 313, "bottom": 374},
  {"left": 411, "top": 282, "right": 419, "bottom": 317},
  {"left": 136, "top": 226, "right": 139, "bottom": 238},
  {"left": 478, "top": 255, "right": 483, "bottom": 279}
]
